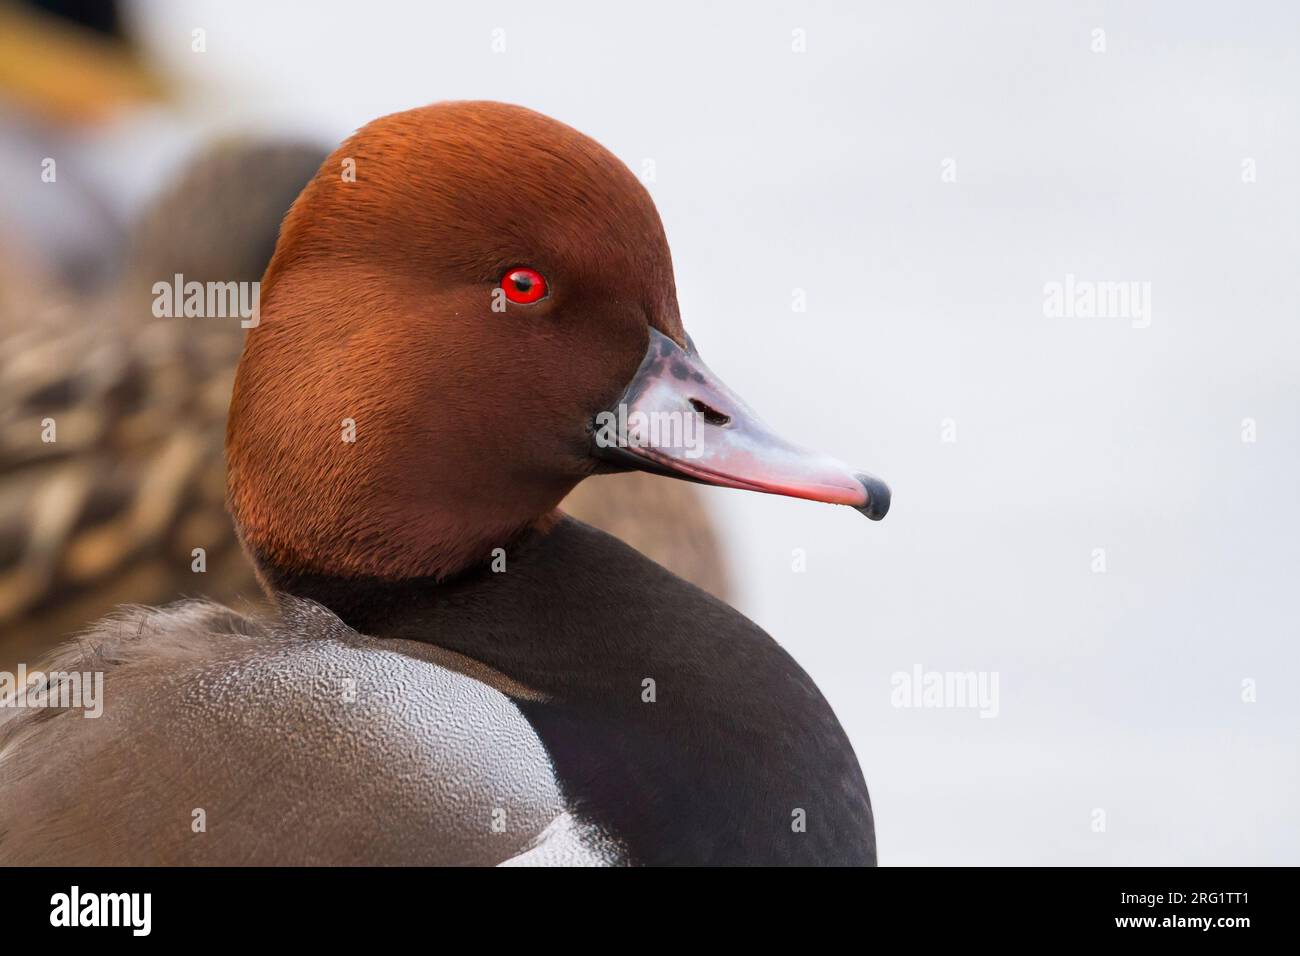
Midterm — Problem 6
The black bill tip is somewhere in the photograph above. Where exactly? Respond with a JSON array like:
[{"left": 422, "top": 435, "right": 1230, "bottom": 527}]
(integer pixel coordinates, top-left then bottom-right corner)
[{"left": 854, "top": 474, "right": 891, "bottom": 521}]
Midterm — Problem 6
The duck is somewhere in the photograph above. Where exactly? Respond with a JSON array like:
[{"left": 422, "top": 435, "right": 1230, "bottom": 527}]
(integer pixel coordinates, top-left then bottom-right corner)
[
  {"left": 0, "top": 138, "right": 732, "bottom": 672},
  {"left": 0, "top": 101, "right": 889, "bottom": 866},
  {"left": 0, "top": 138, "right": 338, "bottom": 669}
]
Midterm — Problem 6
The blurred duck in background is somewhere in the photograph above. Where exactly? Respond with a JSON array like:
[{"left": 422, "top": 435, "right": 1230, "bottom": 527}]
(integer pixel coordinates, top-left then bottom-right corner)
[
  {"left": 0, "top": 139, "right": 335, "bottom": 668},
  {"left": 0, "top": 0, "right": 731, "bottom": 670}
]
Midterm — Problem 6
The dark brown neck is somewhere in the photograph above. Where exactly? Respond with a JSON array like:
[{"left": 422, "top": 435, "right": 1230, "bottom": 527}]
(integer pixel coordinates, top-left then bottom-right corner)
[{"left": 242, "top": 515, "right": 557, "bottom": 620}]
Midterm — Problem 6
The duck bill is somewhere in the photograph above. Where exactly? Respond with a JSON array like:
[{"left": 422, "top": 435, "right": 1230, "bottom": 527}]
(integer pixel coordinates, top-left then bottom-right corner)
[{"left": 592, "top": 329, "right": 890, "bottom": 520}]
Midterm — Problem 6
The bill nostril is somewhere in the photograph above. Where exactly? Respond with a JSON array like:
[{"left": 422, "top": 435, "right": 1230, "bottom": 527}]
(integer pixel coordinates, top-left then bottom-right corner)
[{"left": 689, "top": 398, "right": 731, "bottom": 427}]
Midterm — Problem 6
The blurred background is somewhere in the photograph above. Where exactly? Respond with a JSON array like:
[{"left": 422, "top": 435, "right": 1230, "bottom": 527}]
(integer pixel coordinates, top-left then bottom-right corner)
[{"left": 1, "top": 0, "right": 1296, "bottom": 864}]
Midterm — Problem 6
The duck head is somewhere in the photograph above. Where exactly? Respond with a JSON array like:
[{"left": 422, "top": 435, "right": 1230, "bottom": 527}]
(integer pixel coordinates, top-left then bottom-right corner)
[{"left": 226, "top": 101, "right": 889, "bottom": 584}]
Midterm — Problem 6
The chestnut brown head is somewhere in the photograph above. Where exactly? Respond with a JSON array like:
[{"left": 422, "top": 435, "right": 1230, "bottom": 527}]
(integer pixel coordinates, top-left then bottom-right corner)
[{"left": 226, "top": 101, "right": 887, "bottom": 584}]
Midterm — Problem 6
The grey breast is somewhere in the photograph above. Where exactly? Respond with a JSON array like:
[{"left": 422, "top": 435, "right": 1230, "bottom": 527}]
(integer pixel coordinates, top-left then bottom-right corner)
[{"left": 0, "top": 599, "right": 622, "bottom": 865}]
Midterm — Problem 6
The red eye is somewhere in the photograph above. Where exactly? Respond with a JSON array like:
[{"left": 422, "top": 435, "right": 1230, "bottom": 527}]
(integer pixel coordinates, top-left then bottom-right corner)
[{"left": 501, "top": 267, "right": 548, "bottom": 304}]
